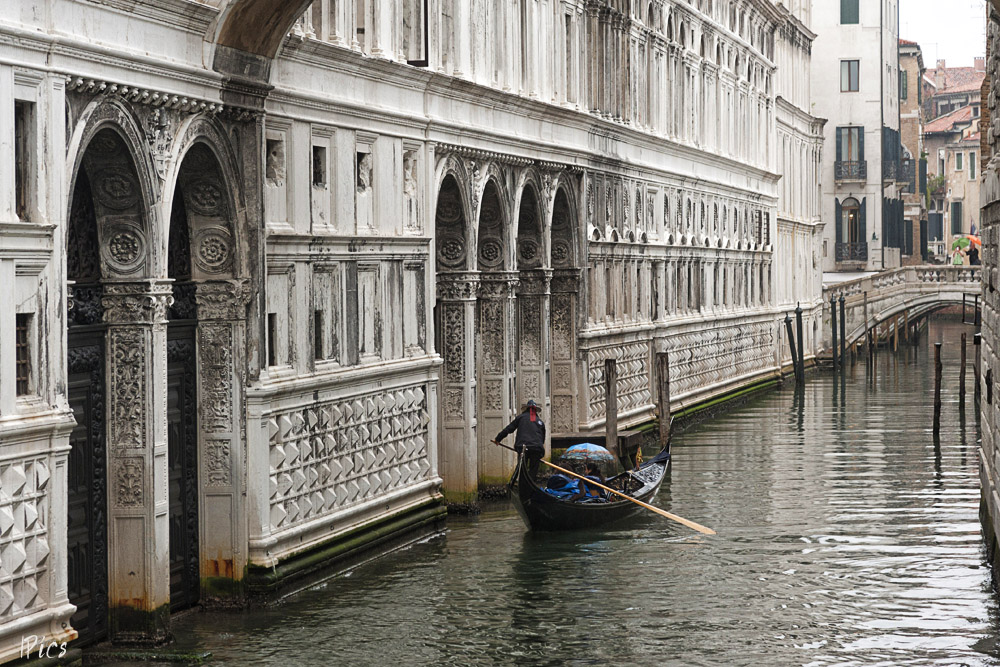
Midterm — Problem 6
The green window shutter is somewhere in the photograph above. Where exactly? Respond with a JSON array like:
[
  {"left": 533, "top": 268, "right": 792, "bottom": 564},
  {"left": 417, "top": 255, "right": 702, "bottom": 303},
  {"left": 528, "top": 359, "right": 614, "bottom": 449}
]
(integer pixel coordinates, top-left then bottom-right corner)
[
  {"left": 835, "top": 198, "right": 843, "bottom": 243},
  {"left": 841, "top": 0, "right": 859, "bottom": 24},
  {"left": 859, "top": 198, "right": 867, "bottom": 242}
]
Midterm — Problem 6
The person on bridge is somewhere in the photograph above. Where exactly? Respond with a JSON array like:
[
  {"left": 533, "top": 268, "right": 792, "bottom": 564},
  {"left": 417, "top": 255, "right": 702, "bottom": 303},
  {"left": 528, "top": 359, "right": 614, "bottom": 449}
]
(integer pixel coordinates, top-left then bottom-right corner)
[{"left": 496, "top": 400, "right": 546, "bottom": 479}]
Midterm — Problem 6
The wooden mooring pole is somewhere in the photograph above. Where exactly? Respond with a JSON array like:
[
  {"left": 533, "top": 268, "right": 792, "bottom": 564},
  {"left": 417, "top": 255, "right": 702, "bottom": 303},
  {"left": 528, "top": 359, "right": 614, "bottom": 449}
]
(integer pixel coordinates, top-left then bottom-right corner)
[
  {"left": 656, "top": 351, "right": 672, "bottom": 449},
  {"left": 785, "top": 314, "right": 799, "bottom": 381},
  {"left": 795, "top": 303, "right": 805, "bottom": 384},
  {"left": 960, "top": 332, "right": 967, "bottom": 402},
  {"left": 830, "top": 295, "right": 839, "bottom": 372},
  {"left": 933, "top": 342, "right": 943, "bottom": 436},
  {"left": 839, "top": 295, "right": 847, "bottom": 368},
  {"left": 976, "top": 332, "right": 982, "bottom": 400},
  {"left": 605, "top": 358, "right": 619, "bottom": 460}
]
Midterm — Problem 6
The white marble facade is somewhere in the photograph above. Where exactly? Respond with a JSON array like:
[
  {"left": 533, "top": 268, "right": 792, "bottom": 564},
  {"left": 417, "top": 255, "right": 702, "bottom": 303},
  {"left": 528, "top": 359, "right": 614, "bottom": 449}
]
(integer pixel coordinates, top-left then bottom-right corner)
[{"left": 0, "top": 0, "right": 823, "bottom": 659}]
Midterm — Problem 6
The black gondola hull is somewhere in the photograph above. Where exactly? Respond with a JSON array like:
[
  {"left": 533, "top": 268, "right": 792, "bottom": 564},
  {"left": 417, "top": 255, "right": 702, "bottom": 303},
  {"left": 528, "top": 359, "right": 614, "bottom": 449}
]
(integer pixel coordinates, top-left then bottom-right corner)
[{"left": 508, "top": 451, "right": 670, "bottom": 531}]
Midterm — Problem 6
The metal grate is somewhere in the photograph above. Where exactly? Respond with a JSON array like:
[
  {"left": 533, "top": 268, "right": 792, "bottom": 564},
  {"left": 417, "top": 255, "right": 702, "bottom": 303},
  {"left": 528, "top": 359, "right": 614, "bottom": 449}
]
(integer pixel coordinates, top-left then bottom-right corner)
[{"left": 16, "top": 313, "right": 30, "bottom": 395}]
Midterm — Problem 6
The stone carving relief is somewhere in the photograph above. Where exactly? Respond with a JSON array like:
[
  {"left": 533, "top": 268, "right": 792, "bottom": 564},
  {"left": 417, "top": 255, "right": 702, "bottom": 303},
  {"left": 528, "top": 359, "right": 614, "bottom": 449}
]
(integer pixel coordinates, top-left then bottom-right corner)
[
  {"left": 266, "top": 384, "right": 431, "bottom": 530},
  {"left": 483, "top": 380, "right": 503, "bottom": 410},
  {"left": 194, "top": 227, "right": 234, "bottom": 275},
  {"left": 443, "top": 304, "right": 466, "bottom": 382},
  {"left": 186, "top": 179, "right": 225, "bottom": 216},
  {"left": 102, "top": 283, "right": 172, "bottom": 324},
  {"left": 205, "top": 440, "right": 232, "bottom": 486},
  {"left": 100, "top": 220, "right": 146, "bottom": 275},
  {"left": 113, "top": 457, "right": 144, "bottom": 507},
  {"left": 109, "top": 328, "right": 146, "bottom": 449},
  {"left": 0, "top": 457, "right": 51, "bottom": 619},
  {"left": 356, "top": 153, "right": 373, "bottom": 193},
  {"left": 479, "top": 299, "right": 505, "bottom": 374},
  {"left": 199, "top": 323, "right": 233, "bottom": 432},
  {"left": 195, "top": 279, "right": 252, "bottom": 320},
  {"left": 94, "top": 167, "right": 140, "bottom": 210},
  {"left": 140, "top": 107, "right": 174, "bottom": 181},
  {"left": 403, "top": 150, "right": 419, "bottom": 231}
]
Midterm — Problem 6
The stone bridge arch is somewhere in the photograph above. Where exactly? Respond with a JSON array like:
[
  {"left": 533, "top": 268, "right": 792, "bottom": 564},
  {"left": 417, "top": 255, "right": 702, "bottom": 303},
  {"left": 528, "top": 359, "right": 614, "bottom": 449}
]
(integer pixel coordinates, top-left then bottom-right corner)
[{"left": 824, "top": 267, "right": 982, "bottom": 351}]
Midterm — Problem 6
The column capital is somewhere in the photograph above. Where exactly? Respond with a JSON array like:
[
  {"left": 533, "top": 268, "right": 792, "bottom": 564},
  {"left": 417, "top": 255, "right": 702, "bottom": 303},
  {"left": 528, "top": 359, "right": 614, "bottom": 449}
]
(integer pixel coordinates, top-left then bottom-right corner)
[
  {"left": 517, "top": 268, "right": 552, "bottom": 295},
  {"left": 478, "top": 271, "right": 519, "bottom": 299},
  {"left": 102, "top": 280, "right": 173, "bottom": 325},
  {"left": 195, "top": 278, "right": 254, "bottom": 320},
  {"left": 436, "top": 271, "right": 480, "bottom": 301}
]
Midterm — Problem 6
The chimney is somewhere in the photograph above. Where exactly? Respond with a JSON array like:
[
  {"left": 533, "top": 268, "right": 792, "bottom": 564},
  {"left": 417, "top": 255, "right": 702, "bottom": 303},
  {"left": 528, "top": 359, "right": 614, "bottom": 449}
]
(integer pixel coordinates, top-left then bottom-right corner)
[
  {"left": 976, "top": 56, "right": 986, "bottom": 72},
  {"left": 935, "top": 60, "right": 946, "bottom": 89}
]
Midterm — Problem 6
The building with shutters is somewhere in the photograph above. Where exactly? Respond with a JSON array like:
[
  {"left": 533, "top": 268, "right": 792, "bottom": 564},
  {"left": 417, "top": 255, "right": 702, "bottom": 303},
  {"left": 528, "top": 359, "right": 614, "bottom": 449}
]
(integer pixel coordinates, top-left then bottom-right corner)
[
  {"left": 812, "top": 0, "right": 906, "bottom": 272},
  {"left": 899, "top": 39, "right": 927, "bottom": 264}
]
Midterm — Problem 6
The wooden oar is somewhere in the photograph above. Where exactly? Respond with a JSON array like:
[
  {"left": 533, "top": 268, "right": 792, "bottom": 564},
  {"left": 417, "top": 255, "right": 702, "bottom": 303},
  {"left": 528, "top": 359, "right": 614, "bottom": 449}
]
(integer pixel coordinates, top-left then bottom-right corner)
[{"left": 492, "top": 441, "right": 716, "bottom": 536}]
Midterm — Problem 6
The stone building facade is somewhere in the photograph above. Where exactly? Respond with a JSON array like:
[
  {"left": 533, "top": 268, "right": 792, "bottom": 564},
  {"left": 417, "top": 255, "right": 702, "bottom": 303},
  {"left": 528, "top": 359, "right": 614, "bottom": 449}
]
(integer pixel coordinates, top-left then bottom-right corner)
[
  {"left": 0, "top": 0, "right": 823, "bottom": 659},
  {"left": 811, "top": 0, "right": 906, "bottom": 272},
  {"left": 979, "top": 0, "right": 1000, "bottom": 596},
  {"left": 899, "top": 39, "right": 926, "bottom": 264}
]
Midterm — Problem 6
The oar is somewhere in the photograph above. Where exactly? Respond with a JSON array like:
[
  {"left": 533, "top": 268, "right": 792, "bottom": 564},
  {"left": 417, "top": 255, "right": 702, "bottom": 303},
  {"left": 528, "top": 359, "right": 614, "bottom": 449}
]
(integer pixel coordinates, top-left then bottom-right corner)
[{"left": 492, "top": 441, "right": 716, "bottom": 536}]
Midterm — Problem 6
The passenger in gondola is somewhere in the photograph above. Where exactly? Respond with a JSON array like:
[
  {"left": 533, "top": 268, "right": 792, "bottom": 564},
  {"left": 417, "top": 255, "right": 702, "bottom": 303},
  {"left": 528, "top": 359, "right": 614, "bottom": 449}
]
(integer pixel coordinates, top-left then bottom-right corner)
[
  {"left": 571, "top": 462, "right": 606, "bottom": 502},
  {"left": 496, "top": 399, "right": 546, "bottom": 479}
]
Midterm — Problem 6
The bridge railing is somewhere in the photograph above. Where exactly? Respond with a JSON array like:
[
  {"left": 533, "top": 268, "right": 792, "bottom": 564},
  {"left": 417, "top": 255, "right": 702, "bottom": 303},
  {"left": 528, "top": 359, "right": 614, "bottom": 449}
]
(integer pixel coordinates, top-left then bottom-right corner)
[{"left": 825, "top": 266, "right": 981, "bottom": 302}]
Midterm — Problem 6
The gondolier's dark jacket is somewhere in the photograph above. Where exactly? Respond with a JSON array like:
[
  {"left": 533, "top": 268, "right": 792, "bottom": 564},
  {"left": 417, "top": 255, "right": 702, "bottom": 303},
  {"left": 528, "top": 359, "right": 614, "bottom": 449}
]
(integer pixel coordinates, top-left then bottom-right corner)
[{"left": 497, "top": 409, "right": 546, "bottom": 453}]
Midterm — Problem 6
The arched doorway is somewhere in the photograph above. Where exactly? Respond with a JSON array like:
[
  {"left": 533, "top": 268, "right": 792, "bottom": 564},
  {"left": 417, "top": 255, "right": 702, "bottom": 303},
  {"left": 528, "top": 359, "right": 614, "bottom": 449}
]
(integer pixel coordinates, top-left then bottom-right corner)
[
  {"left": 65, "top": 124, "right": 163, "bottom": 644},
  {"left": 65, "top": 169, "right": 108, "bottom": 645},
  {"left": 476, "top": 180, "right": 515, "bottom": 484},
  {"left": 549, "top": 186, "right": 581, "bottom": 434},
  {"left": 514, "top": 184, "right": 547, "bottom": 444},
  {"left": 169, "top": 137, "right": 246, "bottom": 602}
]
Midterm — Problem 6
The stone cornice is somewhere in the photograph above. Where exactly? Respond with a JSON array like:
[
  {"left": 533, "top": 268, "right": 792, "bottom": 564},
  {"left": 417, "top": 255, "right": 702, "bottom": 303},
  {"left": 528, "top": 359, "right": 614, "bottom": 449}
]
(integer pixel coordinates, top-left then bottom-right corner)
[{"left": 65, "top": 76, "right": 256, "bottom": 120}]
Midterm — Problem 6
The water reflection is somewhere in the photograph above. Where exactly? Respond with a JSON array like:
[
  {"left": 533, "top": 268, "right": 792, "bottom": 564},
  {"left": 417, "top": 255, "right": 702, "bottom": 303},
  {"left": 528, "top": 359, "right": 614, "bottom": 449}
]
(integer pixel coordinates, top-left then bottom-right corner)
[{"left": 168, "top": 317, "right": 998, "bottom": 666}]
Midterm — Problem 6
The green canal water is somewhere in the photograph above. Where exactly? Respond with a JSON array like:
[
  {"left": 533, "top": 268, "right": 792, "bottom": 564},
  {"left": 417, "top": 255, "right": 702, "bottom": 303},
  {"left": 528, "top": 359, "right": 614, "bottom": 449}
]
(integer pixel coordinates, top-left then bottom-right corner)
[{"left": 169, "top": 317, "right": 1000, "bottom": 666}]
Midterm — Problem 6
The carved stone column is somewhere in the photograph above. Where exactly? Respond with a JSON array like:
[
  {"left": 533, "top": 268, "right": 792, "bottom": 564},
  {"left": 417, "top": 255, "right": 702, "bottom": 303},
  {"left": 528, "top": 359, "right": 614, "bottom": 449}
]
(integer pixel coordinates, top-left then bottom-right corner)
[
  {"left": 194, "top": 279, "right": 251, "bottom": 601},
  {"left": 516, "top": 269, "right": 551, "bottom": 449},
  {"left": 550, "top": 269, "right": 581, "bottom": 434},
  {"left": 477, "top": 272, "right": 518, "bottom": 486},
  {"left": 436, "top": 273, "right": 479, "bottom": 503},
  {"left": 101, "top": 280, "right": 172, "bottom": 644}
]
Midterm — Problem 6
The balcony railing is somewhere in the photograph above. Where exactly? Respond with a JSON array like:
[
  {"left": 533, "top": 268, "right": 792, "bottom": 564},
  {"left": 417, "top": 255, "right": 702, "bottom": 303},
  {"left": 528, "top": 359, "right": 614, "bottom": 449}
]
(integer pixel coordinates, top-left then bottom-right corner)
[
  {"left": 835, "top": 160, "right": 867, "bottom": 181},
  {"left": 835, "top": 241, "right": 868, "bottom": 262},
  {"left": 883, "top": 159, "right": 901, "bottom": 181}
]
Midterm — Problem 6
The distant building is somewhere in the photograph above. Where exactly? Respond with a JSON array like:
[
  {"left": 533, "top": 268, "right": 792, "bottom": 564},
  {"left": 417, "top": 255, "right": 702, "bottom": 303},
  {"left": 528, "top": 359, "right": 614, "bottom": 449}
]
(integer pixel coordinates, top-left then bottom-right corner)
[
  {"left": 924, "top": 58, "right": 985, "bottom": 120},
  {"left": 899, "top": 39, "right": 927, "bottom": 264},
  {"left": 923, "top": 76, "right": 983, "bottom": 259},
  {"left": 812, "top": 0, "right": 906, "bottom": 272}
]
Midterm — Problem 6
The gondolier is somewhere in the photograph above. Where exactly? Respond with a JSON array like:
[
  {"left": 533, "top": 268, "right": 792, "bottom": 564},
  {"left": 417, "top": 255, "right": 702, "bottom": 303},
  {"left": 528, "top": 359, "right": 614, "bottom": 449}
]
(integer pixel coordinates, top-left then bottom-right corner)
[{"left": 496, "top": 400, "right": 546, "bottom": 479}]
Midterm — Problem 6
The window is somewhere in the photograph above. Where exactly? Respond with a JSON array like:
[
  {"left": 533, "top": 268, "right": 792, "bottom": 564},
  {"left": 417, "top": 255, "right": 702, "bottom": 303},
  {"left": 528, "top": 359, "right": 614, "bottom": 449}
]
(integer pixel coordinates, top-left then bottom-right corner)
[
  {"left": 951, "top": 201, "right": 963, "bottom": 235},
  {"left": 974, "top": 105, "right": 981, "bottom": 118},
  {"left": 14, "top": 101, "right": 34, "bottom": 221},
  {"left": 842, "top": 197, "right": 863, "bottom": 243},
  {"left": 841, "top": 60, "right": 860, "bottom": 92},
  {"left": 267, "top": 313, "right": 278, "bottom": 367},
  {"left": 15, "top": 314, "right": 31, "bottom": 395},
  {"left": 957, "top": 152, "right": 964, "bottom": 171},
  {"left": 841, "top": 0, "right": 859, "bottom": 23},
  {"left": 836, "top": 126, "right": 864, "bottom": 161},
  {"left": 900, "top": 70, "right": 908, "bottom": 100},
  {"left": 971, "top": 152, "right": 977, "bottom": 179},
  {"left": 314, "top": 310, "right": 324, "bottom": 360},
  {"left": 312, "top": 145, "right": 327, "bottom": 187}
]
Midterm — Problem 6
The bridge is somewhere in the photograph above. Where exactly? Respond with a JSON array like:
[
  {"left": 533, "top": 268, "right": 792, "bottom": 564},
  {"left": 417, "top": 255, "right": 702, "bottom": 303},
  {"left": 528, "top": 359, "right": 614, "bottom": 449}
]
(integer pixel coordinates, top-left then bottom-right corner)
[{"left": 822, "top": 266, "right": 982, "bottom": 351}]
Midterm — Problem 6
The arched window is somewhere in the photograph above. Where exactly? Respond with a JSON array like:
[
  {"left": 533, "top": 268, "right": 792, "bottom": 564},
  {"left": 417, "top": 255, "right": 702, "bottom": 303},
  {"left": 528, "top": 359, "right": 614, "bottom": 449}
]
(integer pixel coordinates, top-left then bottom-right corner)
[{"left": 841, "top": 197, "right": 862, "bottom": 243}]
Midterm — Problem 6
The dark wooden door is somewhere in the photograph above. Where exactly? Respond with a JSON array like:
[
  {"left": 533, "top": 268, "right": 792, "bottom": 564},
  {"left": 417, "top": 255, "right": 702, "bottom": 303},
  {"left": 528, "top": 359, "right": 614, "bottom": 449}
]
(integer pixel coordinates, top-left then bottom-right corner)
[
  {"left": 167, "top": 325, "right": 199, "bottom": 610},
  {"left": 66, "top": 329, "right": 108, "bottom": 645}
]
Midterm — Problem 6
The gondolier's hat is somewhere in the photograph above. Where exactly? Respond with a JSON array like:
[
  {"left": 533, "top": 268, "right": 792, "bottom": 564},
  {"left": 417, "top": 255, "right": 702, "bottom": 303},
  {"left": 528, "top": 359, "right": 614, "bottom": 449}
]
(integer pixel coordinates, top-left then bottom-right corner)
[{"left": 525, "top": 399, "right": 539, "bottom": 408}]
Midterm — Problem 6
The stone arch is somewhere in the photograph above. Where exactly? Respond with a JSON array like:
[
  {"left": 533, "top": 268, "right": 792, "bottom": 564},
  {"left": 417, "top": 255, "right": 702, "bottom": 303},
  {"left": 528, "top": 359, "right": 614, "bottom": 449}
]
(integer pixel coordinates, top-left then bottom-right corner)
[
  {"left": 549, "top": 185, "right": 582, "bottom": 433},
  {"left": 432, "top": 169, "right": 477, "bottom": 502},
  {"left": 65, "top": 105, "right": 172, "bottom": 644},
  {"left": 475, "top": 177, "right": 516, "bottom": 486},
  {"left": 211, "top": 0, "right": 315, "bottom": 77}
]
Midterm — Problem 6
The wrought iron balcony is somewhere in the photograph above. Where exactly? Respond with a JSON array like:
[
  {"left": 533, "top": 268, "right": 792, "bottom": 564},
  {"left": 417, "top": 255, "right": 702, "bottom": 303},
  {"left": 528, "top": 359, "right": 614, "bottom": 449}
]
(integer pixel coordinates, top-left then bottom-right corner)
[
  {"left": 835, "top": 241, "right": 868, "bottom": 262},
  {"left": 835, "top": 160, "right": 867, "bottom": 181},
  {"left": 882, "top": 159, "right": 901, "bottom": 181}
]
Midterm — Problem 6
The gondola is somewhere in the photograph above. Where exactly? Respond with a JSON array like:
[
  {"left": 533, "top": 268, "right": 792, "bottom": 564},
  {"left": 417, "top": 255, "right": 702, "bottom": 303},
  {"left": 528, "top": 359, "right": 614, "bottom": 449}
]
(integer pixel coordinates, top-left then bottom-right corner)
[{"left": 508, "top": 447, "right": 671, "bottom": 531}]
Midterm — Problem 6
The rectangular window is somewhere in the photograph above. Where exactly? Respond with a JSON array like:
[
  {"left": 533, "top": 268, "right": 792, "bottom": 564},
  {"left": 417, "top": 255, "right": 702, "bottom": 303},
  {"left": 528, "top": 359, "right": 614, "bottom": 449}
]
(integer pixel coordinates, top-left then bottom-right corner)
[
  {"left": 312, "top": 145, "right": 327, "bottom": 187},
  {"left": 841, "top": 60, "right": 860, "bottom": 92},
  {"left": 15, "top": 313, "right": 30, "bottom": 396},
  {"left": 267, "top": 313, "right": 278, "bottom": 367},
  {"left": 314, "top": 309, "right": 324, "bottom": 360},
  {"left": 971, "top": 152, "right": 977, "bottom": 179},
  {"left": 836, "top": 126, "right": 864, "bottom": 161},
  {"left": 14, "top": 101, "right": 34, "bottom": 221},
  {"left": 951, "top": 201, "right": 963, "bottom": 235},
  {"left": 900, "top": 70, "right": 908, "bottom": 100},
  {"left": 957, "top": 152, "right": 964, "bottom": 171},
  {"left": 841, "top": 0, "right": 859, "bottom": 24}
]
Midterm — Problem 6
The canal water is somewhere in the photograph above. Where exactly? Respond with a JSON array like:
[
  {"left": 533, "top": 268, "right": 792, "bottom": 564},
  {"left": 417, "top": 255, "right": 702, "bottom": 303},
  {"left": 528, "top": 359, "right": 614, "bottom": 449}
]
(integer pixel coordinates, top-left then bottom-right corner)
[{"left": 170, "top": 317, "right": 1000, "bottom": 666}]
